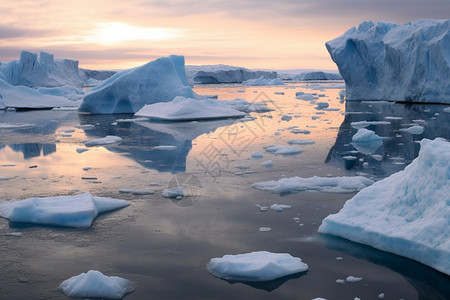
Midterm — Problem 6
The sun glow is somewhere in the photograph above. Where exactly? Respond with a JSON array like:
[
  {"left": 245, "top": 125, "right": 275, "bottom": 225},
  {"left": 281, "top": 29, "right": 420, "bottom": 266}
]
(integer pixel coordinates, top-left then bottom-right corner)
[{"left": 86, "top": 22, "right": 182, "bottom": 45}]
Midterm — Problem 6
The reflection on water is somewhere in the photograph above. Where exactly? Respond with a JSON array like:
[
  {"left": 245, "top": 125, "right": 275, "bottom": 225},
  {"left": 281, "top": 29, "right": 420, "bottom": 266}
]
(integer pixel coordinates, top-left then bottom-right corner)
[
  {"left": 325, "top": 100, "right": 450, "bottom": 179},
  {"left": 321, "top": 234, "right": 450, "bottom": 300}
]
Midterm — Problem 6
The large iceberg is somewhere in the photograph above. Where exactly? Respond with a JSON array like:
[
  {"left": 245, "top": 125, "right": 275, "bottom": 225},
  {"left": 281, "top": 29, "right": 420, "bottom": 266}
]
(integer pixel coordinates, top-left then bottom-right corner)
[
  {"left": 206, "top": 251, "right": 308, "bottom": 282},
  {"left": 326, "top": 19, "right": 450, "bottom": 103},
  {"left": 319, "top": 138, "right": 450, "bottom": 275},
  {"left": 78, "top": 55, "right": 198, "bottom": 114},
  {"left": 135, "top": 96, "right": 246, "bottom": 121},
  {"left": 0, "top": 193, "right": 129, "bottom": 227},
  {"left": 186, "top": 64, "right": 277, "bottom": 84},
  {"left": 59, "top": 270, "right": 134, "bottom": 299},
  {"left": 0, "top": 51, "right": 84, "bottom": 88}
]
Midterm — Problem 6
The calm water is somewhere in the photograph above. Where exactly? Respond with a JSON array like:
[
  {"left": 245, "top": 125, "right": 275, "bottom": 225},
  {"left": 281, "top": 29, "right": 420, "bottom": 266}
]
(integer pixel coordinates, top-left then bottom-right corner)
[{"left": 0, "top": 82, "right": 449, "bottom": 299}]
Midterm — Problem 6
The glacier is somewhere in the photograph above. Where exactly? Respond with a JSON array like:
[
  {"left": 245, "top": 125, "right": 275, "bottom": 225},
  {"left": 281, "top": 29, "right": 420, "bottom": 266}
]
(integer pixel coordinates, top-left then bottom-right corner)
[
  {"left": 326, "top": 19, "right": 450, "bottom": 103},
  {"left": 78, "top": 55, "right": 199, "bottom": 114},
  {"left": 186, "top": 64, "right": 277, "bottom": 84},
  {"left": 319, "top": 138, "right": 450, "bottom": 275}
]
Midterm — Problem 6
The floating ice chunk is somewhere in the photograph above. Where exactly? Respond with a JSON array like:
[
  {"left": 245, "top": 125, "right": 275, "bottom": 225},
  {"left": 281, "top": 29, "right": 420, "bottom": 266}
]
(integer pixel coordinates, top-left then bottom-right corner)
[
  {"left": 76, "top": 148, "right": 89, "bottom": 153},
  {"left": 444, "top": 107, "right": 450, "bottom": 113},
  {"left": 264, "top": 145, "right": 303, "bottom": 155},
  {"left": 319, "top": 138, "right": 450, "bottom": 275},
  {"left": 287, "top": 139, "right": 315, "bottom": 145},
  {"left": 259, "top": 227, "right": 272, "bottom": 232},
  {"left": 251, "top": 151, "right": 264, "bottom": 159},
  {"left": 0, "top": 193, "right": 129, "bottom": 227},
  {"left": 260, "top": 160, "right": 273, "bottom": 168},
  {"left": 206, "top": 251, "right": 308, "bottom": 282},
  {"left": 281, "top": 114, "right": 292, "bottom": 121},
  {"left": 346, "top": 276, "right": 363, "bottom": 283},
  {"left": 218, "top": 98, "right": 273, "bottom": 113},
  {"left": 253, "top": 176, "right": 374, "bottom": 194},
  {"left": 316, "top": 102, "right": 329, "bottom": 110},
  {"left": 85, "top": 135, "right": 122, "bottom": 147},
  {"left": 0, "top": 176, "right": 14, "bottom": 181},
  {"left": 290, "top": 128, "right": 311, "bottom": 134},
  {"left": 153, "top": 145, "right": 177, "bottom": 150},
  {"left": 235, "top": 165, "right": 250, "bottom": 169},
  {"left": 135, "top": 96, "right": 245, "bottom": 121},
  {"left": 162, "top": 186, "right": 184, "bottom": 198},
  {"left": 0, "top": 123, "right": 36, "bottom": 129},
  {"left": 242, "top": 76, "right": 284, "bottom": 86},
  {"left": 59, "top": 270, "right": 134, "bottom": 299},
  {"left": 119, "top": 189, "right": 155, "bottom": 195},
  {"left": 4, "top": 232, "right": 22, "bottom": 237},
  {"left": 186, "top": 64, "right": 276, "bottom": 84},
  {"left": 295, "top": 91, "right": 319, "bottom": 101},
  {"left": 270, "top": 204, "right": 292, "bottom": 212},
  {"left": 399, "top": 125, "right": 424, "bottom": 135},
  {"left": 378, "top": 293, "right": 385, "bottom": 299},
  {"left": 336, "top": 279, "right": 345, "bottom": 284},
  {"left": 351, "top": 128, "right": 383, "bottom": 155},
  {"left": 350, "top": 121, "right": 391, "bottom": 129}
]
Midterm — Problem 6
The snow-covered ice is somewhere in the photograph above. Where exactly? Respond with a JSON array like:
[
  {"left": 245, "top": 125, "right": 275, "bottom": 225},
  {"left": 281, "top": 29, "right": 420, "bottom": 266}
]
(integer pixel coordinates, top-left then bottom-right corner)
[
  {"left": 253, "top": 176, "right": 374, "bottom": 194},
  {"left": 186, "top": 64, "right": 277, "bottom": 84},
  {"left": 242, "top": 76, "right": 284, "bottom": 86},
  {"left": 59, "top": 270, "right": 134, "bottom": 299},
  {"left": 206, "top": 251, "right": 308, "bottom": 281},
  {"left": 85, "top": 135, "right": 123, "bottom": 147},
  {"left": 351, "top": 128, "right": 383, "bottom": 155},
  {"left": 326, "top": 19, "right": 450, "bottom": 103},
  {"left": 319, "top": 138, "right": 450, "bottom": 275},
  {"left": 79, "top": 55, "right": 199, "bottom": 114},
  {"left": 135, "top": 96, "right": 245, "bottom": 121},
  {"left": 0, "top": 193, "right": 129, "bottom": 227}
]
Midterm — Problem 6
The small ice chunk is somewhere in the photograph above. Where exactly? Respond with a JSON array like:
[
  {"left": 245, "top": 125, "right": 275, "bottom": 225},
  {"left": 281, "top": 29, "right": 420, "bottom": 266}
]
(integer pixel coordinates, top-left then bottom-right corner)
[
  {"left": 251, "top": 151, "right": 264, "bottom": 159},
  {"left": 259, "top": 227, "right": 271, "bottom": 232},
  {"left": 270, "top": 204, "right": 291, "bottom": 212},
  {"left": 346, "top": 276, "right": 363, "bottom": 283},
  {"left": 265, "top": 145, "right": 303, "bottom": 155},
  {"left": 85, "top": 135, "right": 122, "bottom": 147},
  {"left": 76, "top": 148, "right": 89, "bottom": 153},
  {"left": 336, "top": 279, "right": 345, "bottom": 284},
  {"left": 119, "top": 189, "right": 155, "bottom": 195},
  {"left": 206, "top": 251, "right": 308, "bottom": 282},
  {"left": 351, "top": 128, "right": 383, "bottom": 155},
  {"left": 260, "top": 160, "right": 273, "bottom": 168},
  {"left": 287, "top": 139, "right": 315, "bottom": 145},
  {"left": 162, "top": 186, "right": 184, "bottom": 198},
  {"left": 378, "top": 293, "right": 385, "bottom": 299},
  {"left": 4, "top": 232, "right": 22, "bottom": 237},
  {"left": 153, "top": 145, "right": 177, "bottom": 150},
  {"left": 59, "top": 270, "right": 134, "bottom": 299},
  {"left": 281, "top": 114, "right": 292, "bottom": 121},
  {"left": 399, "top": 125, "right": 424, "bottom": 135}
]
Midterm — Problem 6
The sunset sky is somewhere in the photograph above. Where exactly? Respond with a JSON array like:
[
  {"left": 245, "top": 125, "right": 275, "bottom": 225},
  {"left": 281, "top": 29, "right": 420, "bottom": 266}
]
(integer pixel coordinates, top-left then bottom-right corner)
[{"left": 1, "top": 0, "right": 448, "bottom": 71}]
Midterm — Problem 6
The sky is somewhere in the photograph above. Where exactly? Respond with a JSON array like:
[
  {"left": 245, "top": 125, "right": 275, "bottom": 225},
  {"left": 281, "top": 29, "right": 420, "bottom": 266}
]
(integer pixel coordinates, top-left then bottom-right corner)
[{"left": 0, "top": 0, "right": 449, "bottom": 71}]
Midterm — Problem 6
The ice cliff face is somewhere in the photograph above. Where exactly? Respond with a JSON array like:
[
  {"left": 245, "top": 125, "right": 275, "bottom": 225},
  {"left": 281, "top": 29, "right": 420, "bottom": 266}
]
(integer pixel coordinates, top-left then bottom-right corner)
[
  {"left": 0, "top": 51, "right": 84, "bottom": 88},
  {"left": 186, "top": 64, "right": 277, "bottom": 84},
  {"left": 79, "top": 55, "right": 198, "bottom": 114},
  {"left": 326, "top": 19, "right": 450, "bottom": 103}
]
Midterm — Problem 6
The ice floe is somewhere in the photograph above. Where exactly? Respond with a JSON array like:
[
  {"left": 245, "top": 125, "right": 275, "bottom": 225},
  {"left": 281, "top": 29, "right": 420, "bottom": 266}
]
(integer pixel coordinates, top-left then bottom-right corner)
[
  {"left": 242, "top": 76, "right": 284, "bottom": 86},
  {"left": 85, "top": 135, "right": 123, "bottom": 147},
  {"left": 186, "top": 64, "right": 277, "bottom": 84},
  {"left": 135, "top": 96, "right": 245, "bottom": 121},
  {"left": 399, "top": 125, "right": 424, "bottom": 135},
  {"left": 351, "top": 128, "right": 383, "bottom": 155},
  {"left": 319, "top": 138, "right": 450, "bottom": 275},
  {"left": 327, "top": 19, "right": 450, "bottom": 103},
  {"left": 264, "top": 144, "right": 303, "bottom": 155},
  {"left": 59, "top": 270, "right": 134, "bottom": 299},
  {"left": 253, "top": 176, "right": 374, "bottom": 194},
  {"left": 0, "top": 193, "right": 129, "bottom": 227},
  {"left": 206, "top": 251, "right": 308, "bottom": 281}
]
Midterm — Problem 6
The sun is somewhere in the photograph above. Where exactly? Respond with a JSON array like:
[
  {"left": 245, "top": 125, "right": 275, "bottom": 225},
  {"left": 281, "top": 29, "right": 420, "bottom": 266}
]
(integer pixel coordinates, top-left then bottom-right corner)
[{"left": 86, "top": 22, "right": 182, "bottom": 45}]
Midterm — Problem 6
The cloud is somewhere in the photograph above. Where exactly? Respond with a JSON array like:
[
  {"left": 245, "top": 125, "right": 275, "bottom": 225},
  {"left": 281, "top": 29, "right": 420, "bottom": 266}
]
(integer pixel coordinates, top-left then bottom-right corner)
[{"left": 0, "top": 25, "right": 55, "bottom": 39}]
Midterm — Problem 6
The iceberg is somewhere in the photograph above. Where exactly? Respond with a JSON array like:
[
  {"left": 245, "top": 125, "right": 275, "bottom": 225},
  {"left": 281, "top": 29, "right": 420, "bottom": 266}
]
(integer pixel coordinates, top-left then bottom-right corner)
[
  {"left": 319, "top": 138, "right": 450, "bottom": 275},
  {"left": 0, "top": 193, "right": 129, "bottom": 227},
  {"left": 186, "top": 64, "right": 277, "bottom": 84},
  {"left": 326, "top": 19, "right": 450, "bottom": 103},
  {"left": 293, "top": 71, "right": 342, "bottom": 81},
  {"left": 78, "top": 55, "right": 199, "bottom": 114},
  {"left": 242, "top": 76, "right": 284, "bottom": 86},
  {"left": 0, "top": 79, "right": 76, "bottom": 109},
  {"left": 59, "top": 270, "right": 134, "bottom": 299},
  {"left": 134, "top": 96, "right": 246, "bottom": 121},
  {"left": 206, "top": 251, "right": 308, "bottom": 282},
  {"left": 0, "top": 51, "right": 83, "bottom": 88},
  {"left": 252, "top": 176, "right": 374, "bottom": 194}
]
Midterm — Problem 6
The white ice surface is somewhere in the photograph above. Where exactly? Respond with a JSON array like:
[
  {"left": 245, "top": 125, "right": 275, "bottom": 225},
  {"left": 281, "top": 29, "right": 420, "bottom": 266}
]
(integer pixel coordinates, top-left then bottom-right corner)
[
  {"left": 242, "top": 76, "right": 284, "bottom": 86},
  {"left": 319, "top": 138, "right": 450, "bottom": 275},
  {"left": 351, "top": 128, "right": 383, "bottom": 155},
  {"left": 206, "top": 251, "right": 308, "bottom": 281},
  {"left": 59, "top": 270, "right": 134, "bottom": 299},
  {"left": 264, "top": 144, "right": 303, "bottom": 155},
  {"left": 326, "top": 19, "right": 450, "bottom": 103},
  {"left": 0, "top": 193, "right": 129, "bottom": 227},
  {"left": 135, "top": 96, "right": 245, "bottom": 121},
  {"left": 186, "top": 64, "right": 277, "bottom": 84},
  {"left": 253, "top": 176, "right": 374, "bottom": 194},
  {"left": 85, "top": 135, "right": 123, "bottom": 147}
]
